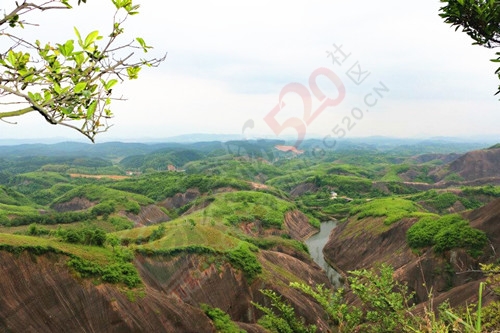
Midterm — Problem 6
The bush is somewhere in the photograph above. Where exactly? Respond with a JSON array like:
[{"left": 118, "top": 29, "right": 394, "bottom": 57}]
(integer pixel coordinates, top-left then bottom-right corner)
[
  {"left": 11, "top": 211, "right": 94, "bottom": 226},
  {"left": 27, "top": 223, "right": 50, "bottom": 236},
  {"left": 67, "top": 257, "right": 141, "bottom": 288},
  {"left": 0, "top": 213, "right": 10, "bottom": 226},
  {"left": 200, "top": 304, "right": 245, "bottom": 333},
  {"left": 253, "top": 289, "right": 317, "bottom": 333},
  {"left": 56, "top": 226, "right": 108, "bottom": 247},
  {"left": 149, "top": 223, "right": 166, "bottom": 242},
  {"left": 434, "top": 222, "right": 488, "bottom": 256},
  {"left": 407, "top": 216, "right": 444, "bottom": 248},
  {"left": 226, "top": 242, "right": 262, "bottom": 282},
  {"left": 109, "top": 216, "right": 134, "bottom": 231},
  {"left": 64, "top": 229, "right": 84, "bottom": 244},
  {"left": 123, "top": 201, "right": 141, "bottom": 215},
  {"left": 91, "top": 201, "right": 116, "bottom": 216},
  {"left": 407, "top": 214, "right": 488, "bottom": 256}
]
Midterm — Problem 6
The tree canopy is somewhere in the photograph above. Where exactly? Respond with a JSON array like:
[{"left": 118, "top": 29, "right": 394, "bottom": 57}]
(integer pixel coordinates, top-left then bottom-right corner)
[
  {"left": 440, "top": 0, "right": 500, "bottom": 97},
  {"left": 0, "top": 0, "right": 165, "bottom": 141}
]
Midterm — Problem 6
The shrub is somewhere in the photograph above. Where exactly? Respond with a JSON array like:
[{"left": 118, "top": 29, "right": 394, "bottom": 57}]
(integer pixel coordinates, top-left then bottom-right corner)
[
  {"left": 407, "top": 216, "right": 444, "bottom": 248},
  {"left": 124, "top": 201, "right": 141, "bottom": 215},
  {"left": 226, "top": 242, "right": 262, "bottom": 282},
  {"left": 0, "top": 213, "right": 10, "bottom": 226},
  {"left": 56, "top": 226, "right": 108, "bottom": 247},
  {"left": 27, "top": 223, "right": 50, "bottom": 236},
  {"left": 149, "top": 224, "right": 166, "bottom": 242},
  {"left": 200, "top": 304, "right": 245, "bottom": 333},
  {"left": 91, "top": 201, "right": 116, "bottom": 216},
  {"left": 64, "top": 229, "right": 84, "bottom": 244},
  {"left": 407, "top": 214, "right": 488, "bottom": 256},
  {"left": 109, "top": 216, "right": 134, "bottom": 231},
  {"left": 11, "top": 211, "right": 94, "bottom": 226},
  {"left": 434, "top": 223, "right": 488, "bottom": 256},
  {"left": 253, "top": 289, "right": 317, "bottom": 333},
  {"left": 427, "top": 192, "right": 459, "bottom": 211}
]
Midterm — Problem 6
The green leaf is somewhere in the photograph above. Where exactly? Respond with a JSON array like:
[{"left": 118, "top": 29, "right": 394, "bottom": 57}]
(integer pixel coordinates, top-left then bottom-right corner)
[
  {"left": 54, "top": 84, "right": 62, "bottom": 95},
  {"left": 73, "top": 52, "right": 85, "bottom": 66},
  {"left": 7, "top": 50, "right": 16, "bottom": 67},
  {"left": 58, "top": 40, "right": 75, "bottom": 58},
  {"left": 105, "top": 79, "right": 118, "bottom": 91},
  {"left": 74, "top": 82, "right": 87, "bottom": 93},
  {"left": 136, "top": 37, "right": 152, "bottom": 53},
  {"left": 84, "top": 31, "right": 100, "bottom": 49},
  {"left": 126, "top": 66, "right": 141, "bottom": 79},
  {"left": 43, "top": 90, "right": 52, "bottom": 102},
  {"left": 61, "top": 0, "right": 73, "bottom": 8},
  {"left": 86, "top": 101, "right": 97, "bottom": 119},
  {"left": 74, "top": 27, "right": 83, "bottom": 47},
  {"left": 28, "top": 92, "right": 42, "bottom": 102}
]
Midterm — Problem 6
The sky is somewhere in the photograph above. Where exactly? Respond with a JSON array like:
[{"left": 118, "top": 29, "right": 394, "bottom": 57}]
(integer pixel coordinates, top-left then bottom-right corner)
[{"left": 0, "top": 0, "right": 499, "bottom": 143}]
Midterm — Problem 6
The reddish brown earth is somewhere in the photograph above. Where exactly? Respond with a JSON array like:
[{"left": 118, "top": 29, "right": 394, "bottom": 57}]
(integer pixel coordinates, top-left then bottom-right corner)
[
  {"left": 409, "top": 153, "right": 461, "bottom": 165},
  {"left": 124, "top": 205, "right": 170, "bottom": 227},
  {"left": 238, "top": 210, "right": 318, "bottom": 241},
  {"left": 290, "top": 183, "right": 318, "bottom": 197},
  {"left": 0, "top": 252, "right": 213, "bottom": 332},
  {"left": 0, "top": 243, "right": 332, "bottom": 332},
  {"left": 159, "top": 189, "right": 200, "bottom": 210},
  {"left": 432, "top": 148, "right": 500, "bottom": 182},
  {"left": 283, "top": 210, "right": 318, "bottom": 241},
  {"left": 52, "top": 197, "right": 95, "bottom": 212},
  {"left": 324, "top": 199, "right": 500, "bottom": 307},
  {"left": 136, "top": 250, "right": 331, "bottom": 331}
]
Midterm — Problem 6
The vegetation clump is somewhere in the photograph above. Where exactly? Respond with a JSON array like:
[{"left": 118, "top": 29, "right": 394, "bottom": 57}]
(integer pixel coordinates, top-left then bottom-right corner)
[
  {"left": 200, "top": 304, "right": 245, "bottom": 333},
  {"left": 407, "top": 214, "right": 488, "bottom": 256},
  {"left": 349, "top": 197, "right": 420, "bottom": 225},
  {"left": 225, "top": 242, "right": 262, "bottom": 282},
  {"left": 207, "top": 191, "right": 293, "bottom": 228}
]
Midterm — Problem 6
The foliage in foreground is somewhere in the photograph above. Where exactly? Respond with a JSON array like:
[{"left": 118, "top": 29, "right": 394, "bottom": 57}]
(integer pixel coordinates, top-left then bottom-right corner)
[
  {"left": 0, "top": 0, "right": 165, "bottom": 141},
  {"left": 258, "top": 264, "right": 500, "bottom": 333},
  {"left": 252, "top": 289, "right": 317, "bottom": 333},
  {"left": 439, "top": 0, "right": 500, "bottom": 97}
]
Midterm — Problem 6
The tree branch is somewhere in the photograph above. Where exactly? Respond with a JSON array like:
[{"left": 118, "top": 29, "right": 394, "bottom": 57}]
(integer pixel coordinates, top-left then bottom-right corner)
[
  {"left": 0, "top": 1, "right": 69, "bottom": 27},
  {"left": 0, "top": 106, "right": 35, "bottom": 118}
]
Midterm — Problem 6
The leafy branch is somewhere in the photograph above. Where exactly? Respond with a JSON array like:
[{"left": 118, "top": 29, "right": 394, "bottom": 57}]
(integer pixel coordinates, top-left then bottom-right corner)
[
  {"left": 439, "top": 0, "right": 500, "bottom": 96},
  {"left": 0, "top": 0, "right": 166, "bottom": 141}
]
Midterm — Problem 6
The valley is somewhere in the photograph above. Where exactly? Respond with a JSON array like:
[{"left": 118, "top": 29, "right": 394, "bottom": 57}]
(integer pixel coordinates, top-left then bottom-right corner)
[{"left": 0, "top": 138, "right": 500, "bottom": 332}]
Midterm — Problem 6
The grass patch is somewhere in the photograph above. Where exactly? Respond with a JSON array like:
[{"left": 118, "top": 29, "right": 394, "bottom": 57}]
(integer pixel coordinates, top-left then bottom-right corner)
[
  {"left": 349, "top": 197, "right": 422, "bottom": 225},
  {"left": 0, "top": 233, "right": 141, "bottom": 287},
  {"left": 205, "top": 191, "right": 294, "bottom": 228},
  {"left": 53, "top": 184, "right": 154, "bottom": 208}
]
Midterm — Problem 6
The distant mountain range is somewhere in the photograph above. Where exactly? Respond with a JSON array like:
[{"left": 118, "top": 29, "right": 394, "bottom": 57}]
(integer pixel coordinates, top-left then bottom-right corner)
[
  {"left": 1, "top": 133, "right": 498, "bottom": 146},
  {"left": 0, "top": 136, "right": 497, "bottom": 161}
]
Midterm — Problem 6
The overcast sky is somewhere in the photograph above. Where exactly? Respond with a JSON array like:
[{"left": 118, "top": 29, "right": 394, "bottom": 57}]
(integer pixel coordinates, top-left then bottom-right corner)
[{"left": 1, "top": 0, "right": 499, "bottom": 143}]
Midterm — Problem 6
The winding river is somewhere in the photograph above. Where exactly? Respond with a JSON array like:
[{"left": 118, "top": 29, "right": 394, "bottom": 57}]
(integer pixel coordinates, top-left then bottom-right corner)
[{"left": 305, "top": 220, "right": 342, "bottom": 287}]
